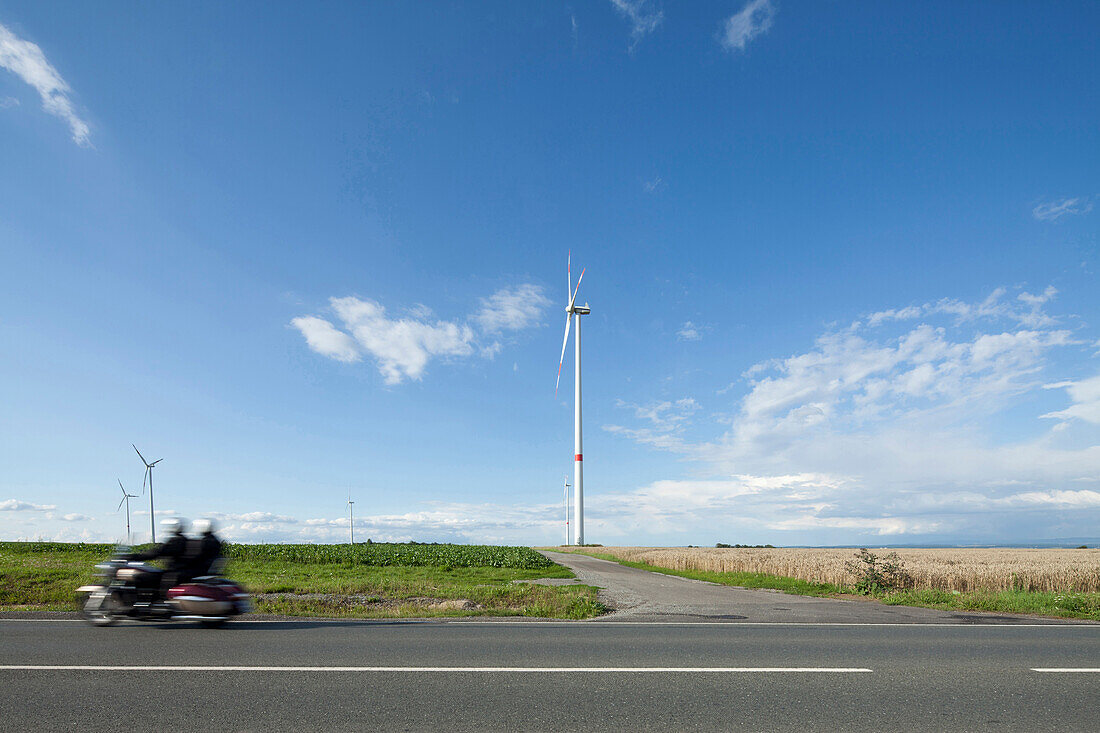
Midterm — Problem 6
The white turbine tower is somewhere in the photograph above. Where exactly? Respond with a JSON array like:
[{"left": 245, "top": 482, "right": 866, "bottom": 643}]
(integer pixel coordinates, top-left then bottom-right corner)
[
  {"left": 133, "top": 444, "right": 163, "bottom": 543},
  {"left": 563, "top": 477, "right": 571, "bottom": 546},
  {"left": 116, "top": 479, "right": 138, "bottom": 545},
  {"left": 348, "top": 490, "right": 355, "bottom": 545},
  {"left": 556, "top": 253, "right": 588, "bottom": 546}
]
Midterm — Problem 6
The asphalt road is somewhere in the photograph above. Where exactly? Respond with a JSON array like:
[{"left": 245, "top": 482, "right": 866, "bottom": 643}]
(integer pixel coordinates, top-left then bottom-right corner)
[
  {"left": 5, "top": 557, "right": 1098, "bottom": 731},
  {"left": 2, "top": 618, "right": 1099, "bottom": 731}
]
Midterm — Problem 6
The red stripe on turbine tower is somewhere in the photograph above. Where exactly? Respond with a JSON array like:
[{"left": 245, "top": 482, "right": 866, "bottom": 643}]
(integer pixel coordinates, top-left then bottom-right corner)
[{"left": 575, "top": 454, "right": 583, "bottom": 461}]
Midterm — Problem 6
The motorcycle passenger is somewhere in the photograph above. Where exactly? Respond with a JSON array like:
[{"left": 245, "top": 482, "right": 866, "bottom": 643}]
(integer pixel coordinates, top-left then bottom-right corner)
[
  {"left": 131, "top": 517, "right": 191, "bottom": 597},
  {"left": 187, "top": 518, "right": 223, "bottom": 579}
]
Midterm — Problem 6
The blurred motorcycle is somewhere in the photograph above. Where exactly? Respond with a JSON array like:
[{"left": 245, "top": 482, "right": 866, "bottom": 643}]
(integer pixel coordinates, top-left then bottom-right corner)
[{"left": 77, "top": 549, "right": 250, "bottom": 627}]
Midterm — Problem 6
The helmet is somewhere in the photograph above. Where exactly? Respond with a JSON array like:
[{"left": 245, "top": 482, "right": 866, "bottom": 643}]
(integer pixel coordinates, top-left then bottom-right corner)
[
  {"left": 193, "top": 518, "right": 216, "bottom": 535},
  {"left": 160, "top": 517, "right": 187, "bottom": 535}
]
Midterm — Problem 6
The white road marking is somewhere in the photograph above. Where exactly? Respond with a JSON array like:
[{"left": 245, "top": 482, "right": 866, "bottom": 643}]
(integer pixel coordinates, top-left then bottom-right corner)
[
  {"left": 0, "top": 665, "right": 871, "bottom": 673},
  {"left": 1031, "top": 668, "right": 1100, "bottom": 673}
]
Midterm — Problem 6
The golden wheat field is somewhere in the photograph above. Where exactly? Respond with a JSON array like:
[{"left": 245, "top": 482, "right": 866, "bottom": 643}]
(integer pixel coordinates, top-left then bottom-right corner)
[{"left": 568, "top": 546, "right": 1100, "bottom": 593}]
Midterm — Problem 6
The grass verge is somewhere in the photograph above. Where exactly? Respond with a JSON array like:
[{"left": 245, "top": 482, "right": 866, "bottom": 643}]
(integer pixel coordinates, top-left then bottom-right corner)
[
  {"left": 0, "top": 542, "right": 605, "bottom": 619},
  {"left": 555, "top": 548, "right": 1100, "bottom": 621}
]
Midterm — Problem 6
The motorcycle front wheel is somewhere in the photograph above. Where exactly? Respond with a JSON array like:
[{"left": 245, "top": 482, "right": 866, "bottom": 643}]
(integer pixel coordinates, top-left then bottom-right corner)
[{"left": 82, "top": 589, "right": 122, "bottom": 627}]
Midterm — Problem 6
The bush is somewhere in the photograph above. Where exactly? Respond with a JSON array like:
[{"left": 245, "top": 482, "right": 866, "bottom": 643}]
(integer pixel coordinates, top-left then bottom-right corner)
[{"left": 845, "top": 548, "right": 913, "bottom": 595}]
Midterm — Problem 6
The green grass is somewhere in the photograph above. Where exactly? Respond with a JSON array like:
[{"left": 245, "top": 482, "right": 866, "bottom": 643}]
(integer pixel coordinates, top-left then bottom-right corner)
[
  {"left": 0, "top": 541, "right": 604, "bottom": 619},
  {"left": 562, "top": 549, "right": 1100, "bottom": 621}
]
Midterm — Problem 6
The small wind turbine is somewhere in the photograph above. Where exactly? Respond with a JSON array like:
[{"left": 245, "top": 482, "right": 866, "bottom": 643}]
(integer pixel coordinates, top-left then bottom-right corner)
[
  {"left": 563, "top": 477, "right": 571, "bottom": 546},
  {"left": 348, "top": 490, "right": 355, "bottom": 545},
  {"left": 556, "top": 252, "right": 589, "bottom": 545},
  {"left": 132, "top": 444, "right": 163, "bottom": 543},
  {"left": 116, "top": 479, "right": 138, "bottom": 545}
]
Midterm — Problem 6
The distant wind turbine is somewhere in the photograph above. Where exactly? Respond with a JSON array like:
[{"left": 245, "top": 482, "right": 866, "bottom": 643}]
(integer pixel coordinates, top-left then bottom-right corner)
[
  {"left": 116, "top": 479, "right": 138, "bottom": 545},
  {"left": 348, "top": 490, "right": 355, "bottom": 545},
  {"left": 563, "top": 477, "right": 571, "bottom": 546},
  {"left": 556, "top": 252, "right": 589, "bottom": 545},
  {"left": 132, "top": 444, "right": 163, "bottom": 543}
]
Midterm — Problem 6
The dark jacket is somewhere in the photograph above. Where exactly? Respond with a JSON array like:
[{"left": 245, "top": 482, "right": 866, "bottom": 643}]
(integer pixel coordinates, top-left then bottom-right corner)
[
  {"left": 132, "top": 531, "right": 189, "bottom": 572},
  {"left": 187, "top": 532, "right": 223, "bottom": 577}
]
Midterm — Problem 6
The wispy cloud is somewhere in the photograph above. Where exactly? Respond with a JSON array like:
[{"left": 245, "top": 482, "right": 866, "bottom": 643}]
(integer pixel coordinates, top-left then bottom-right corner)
[
  {"left": 1042, "top": 375, "right": 1100, "bottom": 425},
  {"left": 1033, "top": 197, "right": 1093, "bottom": 221},
  {"left": 472, "top": 284, "right": 550, "bottom": 335},
  {"left": 865, "top": 286, "right": 1059, "bottom": 329},
  {"left": 292, "top": 284, "right": 548, "bottom": 385},
  {"left": 0, "top": 95, "right": 19, "bottom": 108},
  {"left": 0, "top": 22, "right": 90, "bottom": 145},
  {"left": 604, "top": 398, "right": 701, "bottom": 451},
  {"left": 609, "top": 0, "right": 663, "bottom": 50},
  {"left": 0, "top": 499, "right": 55, "bottom": 512},
  {"left": 721, "top": 0, "right": 776, "bottom": 53},
  {"left": 677, "top": 321, "right": 703, "bottom": 341}
]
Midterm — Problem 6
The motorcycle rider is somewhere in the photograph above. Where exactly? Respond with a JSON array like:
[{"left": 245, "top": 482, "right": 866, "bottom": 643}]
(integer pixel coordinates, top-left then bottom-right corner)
[
  {"left": 187, "top": 518, "right": 223, "bottom": 578},
  {"left": 130, "top": 517, "right": 191, "bottom": 599}
]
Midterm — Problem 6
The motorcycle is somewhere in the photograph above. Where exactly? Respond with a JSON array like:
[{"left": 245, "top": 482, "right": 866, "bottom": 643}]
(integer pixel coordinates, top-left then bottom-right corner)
[{"left": 77, "top": 549, "right": 250, "bottom": 627}]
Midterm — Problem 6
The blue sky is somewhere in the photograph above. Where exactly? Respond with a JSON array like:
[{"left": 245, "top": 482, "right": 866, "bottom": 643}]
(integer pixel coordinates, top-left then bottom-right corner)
[{"left": 1, "top": 1, "right": 1098, "bottom": 546}]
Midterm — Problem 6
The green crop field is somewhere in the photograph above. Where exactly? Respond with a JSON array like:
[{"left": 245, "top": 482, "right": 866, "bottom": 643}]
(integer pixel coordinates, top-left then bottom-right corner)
[{"left": 0, "top": 541, "right": 603, "bottom": 619}]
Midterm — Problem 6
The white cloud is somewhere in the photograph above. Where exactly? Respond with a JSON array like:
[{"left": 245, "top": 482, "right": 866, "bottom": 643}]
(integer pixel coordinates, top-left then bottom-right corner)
[
  {"left": 0, "top": 22, "right": 90, "bottom": 145},
  {"left": 472, "top": 284, "right": 550, "bottom": 335},
  {"left": 1042, "top": 375, "right": 1100, "bottom": 425},
  {"left": 609, "top": 0, "right": 663, "bottom": 50},
  {"left": 293, "top": 284, "right": 547, "bottom": 385},
  {"left": 1033, "top": 197, "right": 1093, "bottom": 221},
  {"left": 604, "top": 398, "right": 701, "bottom": 452},
  {"left": 60, "top": 513, "right": 92, "bottom": 522},
  {"left": 0, "top": 499, "right": 55, "bottom": 512},
  {"left": 677, "top": 321, "right": 702, "bottom": 341},
  {"left": 603, "top": 287, "right": 1100, "bottom": 543},
  {"left": 331, "top": 297, "right": 474, "bottom": 384},
  {"left": 1018, "top": 285, "right": 1058, "bottom": 306},
  {"left": 210, "top": 511, "right": 300, "bottom": 524},
  {"left": 290, "top": 316, "right": 361, "bottom": 363},
  {"left": 0, "top": 95, "right": 19, "bottom": 108},
  {"left": 721, "top": 0, "right": 775, "bottom": 52},
  {"left": 865, "top": 286, "right": 1059, "bottom": 329}
]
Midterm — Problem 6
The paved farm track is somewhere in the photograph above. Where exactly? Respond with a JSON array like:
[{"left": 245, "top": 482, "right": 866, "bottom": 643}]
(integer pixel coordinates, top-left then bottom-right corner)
[
  {"left": 2, "top": 617, "right": 1099, "bottom": 731},
  {"left": 540, "top": 550, "right": 1075, "bottom": 623}
]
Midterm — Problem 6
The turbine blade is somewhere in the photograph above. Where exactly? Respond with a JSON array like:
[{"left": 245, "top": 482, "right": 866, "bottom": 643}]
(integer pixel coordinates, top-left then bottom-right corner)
[
  {"left": 150, "top": 459, "right": 163, "bottom": 466},
  {"left": 132, "top": 444, "right": 149, "bottom": 467},
  {"left": 569, "top": 267, "right": 586, "bottom": 308},
  {"left": 118, "top": 479, "right": 125, "bottom": 494},
  {"left": 567, "top": 250, "right": 572, "bottom": 303},
  {"left": 141, "top": 469, "right": 148, "bottom": 495},
  {"left": 117, "top": 496, "right": 126, "bottom": 511},
  {"left": 555, "top": 313, "right": 573, "bottom": 397}
]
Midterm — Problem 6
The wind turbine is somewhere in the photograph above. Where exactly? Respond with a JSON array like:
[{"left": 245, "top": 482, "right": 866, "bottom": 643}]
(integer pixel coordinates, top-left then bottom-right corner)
[
  {"left": 116, "top": 479, "right": 138, "bottom": 545},
  {"left": 132, "top": 444, "right": 163, "bottom": 543},
  {"left": 563, "top": 477, "right": 571, "bottom": 546},
  {"left": 556, "top": 252, "right": 589, "bottom": 545},
  {"left": 348, "top": 490, "right": 355, "bottom": 545}
]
